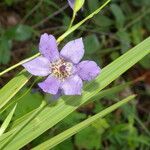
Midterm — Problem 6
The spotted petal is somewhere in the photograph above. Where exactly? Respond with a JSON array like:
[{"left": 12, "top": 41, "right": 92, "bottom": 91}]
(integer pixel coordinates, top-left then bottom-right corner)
[
  {"left": 39, "top": 33, "right": 59, "bottom": 62},
  {"left": 77, "top": 60, "right": 101, "bottom": 81},
  {"left": 23, "top": 56, "right": 51, "bottom": 76},
  {"left": 61, "top": 75, "right": 83, "bottom": 95},
  {"left": 38, "top": 75, "right": 61, "bottom": 94},
  {"left": 60, "top": 38, "right": 84, "bottom": 64}
]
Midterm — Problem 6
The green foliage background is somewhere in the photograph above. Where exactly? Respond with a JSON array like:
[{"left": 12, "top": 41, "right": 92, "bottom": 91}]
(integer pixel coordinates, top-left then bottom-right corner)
[{"left": 0, "top": 0, "right": 150, "bottom": 149}]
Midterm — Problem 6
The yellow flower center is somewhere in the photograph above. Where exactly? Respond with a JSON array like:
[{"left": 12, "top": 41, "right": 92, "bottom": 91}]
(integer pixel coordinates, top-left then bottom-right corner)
[{"left": 51, "top": 58, "right": 73, "bottom": 80}]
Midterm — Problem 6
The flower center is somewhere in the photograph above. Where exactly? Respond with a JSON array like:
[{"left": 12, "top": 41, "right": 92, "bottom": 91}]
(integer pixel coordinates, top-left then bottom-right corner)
[{"left": 51, "top": 58, "right": 73, "bottom": 80}]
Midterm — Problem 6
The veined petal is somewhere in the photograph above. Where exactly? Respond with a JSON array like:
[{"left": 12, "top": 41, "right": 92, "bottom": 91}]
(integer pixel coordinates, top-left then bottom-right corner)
[
  {"left": 77, "top": 60, "right": 101, "bottom": 81},
  {"left": 23, "top": 56, "right": 51, "bottom": 76},
  {"left": 38, "top": 75, "right": 61, "bottom": 94},
  {"left": 60, "top": 38, "right": 84, "bottom": 64},
  {"left": 39, "top": 33, "right": 59, "bottom": 62},
  {"left": 68, "top": 0, "right": 74, "bottom": 9},
  {"left": 61, "top": 75, "right": 83, "bottom": 95}
]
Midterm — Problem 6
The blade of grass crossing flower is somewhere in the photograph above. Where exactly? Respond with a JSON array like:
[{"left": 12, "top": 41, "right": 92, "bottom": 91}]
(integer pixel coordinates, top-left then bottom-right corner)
[
  {"left": 0, "top": 82, "right": 129, "bottom": 142},
  {"left": 0, "top": 37, "right": 149, "bottom": 150},
  {"left": 0, "top": 80, "right": 134, "bottom": 139},
  {"left": 10, "top": 80, "right": 133, "bottom": 129},
  {"left": 32, "top": 95, "right": 136, "bottom": 150},
  {"left": 0, "top": 104, "right": 17, "bottom": 136},
  {"left": 0, "top": 0, "right": 111, "bottom": 76},
  {"left": 0, "top": 70, "right": 32, "bottom": 111}
]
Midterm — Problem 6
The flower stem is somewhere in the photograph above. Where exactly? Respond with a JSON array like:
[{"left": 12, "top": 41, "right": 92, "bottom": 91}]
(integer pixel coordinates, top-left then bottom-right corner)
[
  {"left": 0, "top": 53, "right": 40, "bottom": 76},
  {"left": 0, "top": 0, "right": 111, "bottom": 77},
  {"left": 68, "top": 12, "right": 76, "bottom": 29}
]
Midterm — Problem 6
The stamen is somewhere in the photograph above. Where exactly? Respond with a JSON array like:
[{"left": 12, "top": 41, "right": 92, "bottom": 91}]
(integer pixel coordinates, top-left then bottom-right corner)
[{"left": 51, "top": 58, "right": 73, "bottom": 80}]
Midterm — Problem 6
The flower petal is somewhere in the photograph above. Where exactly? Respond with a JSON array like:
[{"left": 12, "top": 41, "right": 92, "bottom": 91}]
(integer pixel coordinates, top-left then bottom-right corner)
[
  {"left": 77, "top": 60, "right": 101, "bottom": 81},
  {"left": 60, "top": 38, "right": 84, "bottom": 64},
  {"left": 53, "top": 89, "right": 62, "bottom": 100},
  {"left": 23, "top": 56, "right": 51, "bottom": 76},
  {"left": 39, "top": 33, "right": 59, "bottom": 62},
  {"left": 38, "top": 75, "right": 61, "bottom": 94},
  {"left": 61, "top": 75, "right": 83, "bottom": 95},
  {"left": 68, "top": 0, "right": 74, "bottom": 9}
]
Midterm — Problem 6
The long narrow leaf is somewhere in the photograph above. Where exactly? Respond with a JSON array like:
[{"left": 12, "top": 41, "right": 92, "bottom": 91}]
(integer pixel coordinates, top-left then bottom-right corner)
[
  {"left": 0, "top": 104, "right": 17, "bottom": 136},
  {"left": 0, "top": 101, "right": 46, "bottom": 149},
  {"left": 0, "top": 37, "right": 149, "bottom": 149},
  {"left": 0, "top": 71, "right": 31, "bottom": 110},
  {"left": 10, "top": 80, "right": 133, "bottom": 130},
  {"left": 32, "top": 95, "right": 135, "bottom": 150}
]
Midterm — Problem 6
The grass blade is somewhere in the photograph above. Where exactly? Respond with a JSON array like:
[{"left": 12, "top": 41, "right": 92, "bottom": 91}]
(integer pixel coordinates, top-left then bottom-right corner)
[
  {"left": 32, "top": 95, "right": 135, "bottom": 150},
  {"left": 0, "top": 101, "right": 46, "bottom": 149},
  {"left": 0, "top": 104, "right": 17, "bottom": 136},
  {"left": 0, "top": 70, "right": 31, "bottom": 111}
]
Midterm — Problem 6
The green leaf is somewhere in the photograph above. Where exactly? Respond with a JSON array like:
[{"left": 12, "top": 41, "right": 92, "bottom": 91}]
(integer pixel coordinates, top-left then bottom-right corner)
[
  {"left": 84, "top": 34, "right": 101, "bottom": 54},
  {"left": 1, "top": 89, "right": 43, "bottom": 121},
  {"left": 75, "top": 126, "right": 101, "bottom": 149},
  {"left": 131, "top": 23, "right": 143, "bottom": 45},
  {"left": 117, "top": 30, "right": 131, "bottom": 53},
  {"left": 0, "top": 104, "right": 17, "bottom": 136},
  {"left": 32, "top": 95, "right": 135, "bottom": 150},
  {"left": 4, "top": 0, "right": 14, "bottom": 6},
  {"left": 74, "top": 0, "right": 85, "bottom": 13},
  {"left": 94, "top": 15, "right": 113, "bottom": 27},
  {"left": 0, "top": 101, "right": 46, "bottom": 149},
  {"left": 0, "top": 70, "right": 31, "bottom": 111},
  {"left": 133, "top": 0, "right": 150, "bottom": 6},
  {"left": 144, "top": 14, "right": 150, "bottom": 31},
  {"left": 0, "top": 36, "right": 150, "bottom": 150},
  {"left": 110, "top": 4, "right": 125, "bottom": 29},
  {"left": 87, "top": 0, "right": 99, "bottom": 13},
  {"left": 10, "top": 81, "right": 133, "bottom": 130},
  {"left": 14, "top": 24, "right": 33, "bottom": 41},
  {"left": 5, "top": 25, "right": 33, "bottom": 41},
  {"left": 139, "top": 54, "right": 150, "bottom": 69},
  {"left": 53, "top": 138, "right": 73, "bottom": 150},
  {"left": 0, "top": 37, "right": 12, "bottom": 64}
]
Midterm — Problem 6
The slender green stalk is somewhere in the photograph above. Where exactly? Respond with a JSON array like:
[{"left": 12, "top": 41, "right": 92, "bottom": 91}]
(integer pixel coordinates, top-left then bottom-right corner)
[
  {"left": 68, "top": 12, "right": 76, "bottom": 29},
  {"left": 57, "top": 0, "right": 111, "bottom": 43},
  {"left": 0, "top": 53, "right": 40, "bottom": 77},
  {"left": 0, "top": 0, "right": 111, "bottom": 77}
]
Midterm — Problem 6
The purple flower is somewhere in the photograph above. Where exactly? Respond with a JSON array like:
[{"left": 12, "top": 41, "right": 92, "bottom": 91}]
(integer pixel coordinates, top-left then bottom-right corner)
[
  {"left": 67, "top": 0, "right": 74, "bottom": 9},
  {"left": 23, "top": 33, "right": 101, "bottom": 97}
]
